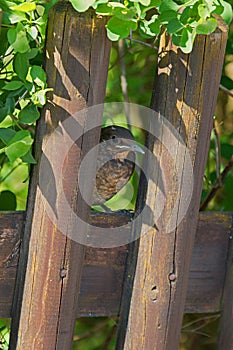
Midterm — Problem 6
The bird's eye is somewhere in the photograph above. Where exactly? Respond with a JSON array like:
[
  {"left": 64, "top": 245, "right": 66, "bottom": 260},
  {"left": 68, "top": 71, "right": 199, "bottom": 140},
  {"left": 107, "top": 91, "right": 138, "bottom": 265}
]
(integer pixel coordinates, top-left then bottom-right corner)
[{"left": 111, "top": 135, "right": 119, "bottom": 143}]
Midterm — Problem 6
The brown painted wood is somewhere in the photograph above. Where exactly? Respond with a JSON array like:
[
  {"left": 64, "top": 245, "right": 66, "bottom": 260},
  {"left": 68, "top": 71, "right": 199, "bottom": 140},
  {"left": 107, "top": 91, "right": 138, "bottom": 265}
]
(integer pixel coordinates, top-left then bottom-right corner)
[
  {"left": 217, "top": 213, "right": 233, "bottom": 350},
  {"left": 186, "top": 212, "right": 232, "bottom": 313},
  {"left": 9, "top": 3, "right": 111, "bottom": 350},
  {"left": 116, "top": 20, "right": 229, "bottom": 350},
  {"left": 0, "top": 212, "right": 25, "bottom": 318},
  {"left": 0, "top": 211, "right": 232, "bottom": 318}
]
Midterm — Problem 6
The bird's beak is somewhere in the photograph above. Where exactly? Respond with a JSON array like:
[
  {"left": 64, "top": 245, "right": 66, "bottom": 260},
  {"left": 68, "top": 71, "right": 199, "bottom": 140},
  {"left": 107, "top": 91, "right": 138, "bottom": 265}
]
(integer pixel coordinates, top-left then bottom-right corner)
[
  {"left": 115, "top": 143, "right": 145, "bottom": 154},
  {"left": 130, "top": 144, "right": 145, "bottom": 154}
]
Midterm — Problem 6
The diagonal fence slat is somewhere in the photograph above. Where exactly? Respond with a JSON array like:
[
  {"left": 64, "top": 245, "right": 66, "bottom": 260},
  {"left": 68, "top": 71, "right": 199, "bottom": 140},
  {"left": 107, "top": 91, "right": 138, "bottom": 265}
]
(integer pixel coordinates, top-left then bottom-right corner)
[
  {"left": 8, "top": 3, "right": 111, "bottom": 349},
  {"left": 116, "top": 19, "right": 228, "bottom": 350}
]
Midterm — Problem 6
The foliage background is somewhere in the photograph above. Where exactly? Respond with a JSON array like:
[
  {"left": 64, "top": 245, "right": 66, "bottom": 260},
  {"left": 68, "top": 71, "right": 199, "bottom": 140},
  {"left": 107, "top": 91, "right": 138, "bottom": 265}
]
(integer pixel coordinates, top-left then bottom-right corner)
[{"left": 0, "top": 0, "right": 233, "bottom": 349}]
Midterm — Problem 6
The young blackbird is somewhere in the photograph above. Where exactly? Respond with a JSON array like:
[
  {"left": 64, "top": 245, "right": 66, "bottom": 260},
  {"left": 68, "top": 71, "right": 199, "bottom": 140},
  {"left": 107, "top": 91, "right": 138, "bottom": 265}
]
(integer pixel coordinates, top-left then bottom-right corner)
[{"left": 92, "top": 125, "right": 144, "bottom": 206}]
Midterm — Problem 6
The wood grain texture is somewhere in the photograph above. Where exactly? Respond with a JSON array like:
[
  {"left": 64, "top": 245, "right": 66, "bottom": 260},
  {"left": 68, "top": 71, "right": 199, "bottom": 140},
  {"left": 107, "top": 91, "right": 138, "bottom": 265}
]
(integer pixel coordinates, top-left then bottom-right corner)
[
  {"left": 9, "top": 3, "right": 111, "bottom": 350},
  {"left": 186, "top": 212, "right": 232, "bottom": 313},
  {"left": 0, "top": 212, "right": 25, "bottom": 318},
  {"left": 116, "top": 20, "right": 229, "bottom": 350},
  {"left": 217, "top": 213, "right": 233, "bottom": 350},
  {"left": 0, "top": 211, "right": 232, "bottom": 318}
]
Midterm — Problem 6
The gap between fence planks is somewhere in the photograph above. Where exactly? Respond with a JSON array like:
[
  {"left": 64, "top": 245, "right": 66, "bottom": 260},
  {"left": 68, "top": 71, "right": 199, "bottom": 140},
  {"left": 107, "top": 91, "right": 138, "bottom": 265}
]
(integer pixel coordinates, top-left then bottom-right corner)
[
  {"left": 0, "top": 211, "right": 232, "bottom": 319},
  {"left": 8, "top": 3, "right": 111, "bottom": 350}
]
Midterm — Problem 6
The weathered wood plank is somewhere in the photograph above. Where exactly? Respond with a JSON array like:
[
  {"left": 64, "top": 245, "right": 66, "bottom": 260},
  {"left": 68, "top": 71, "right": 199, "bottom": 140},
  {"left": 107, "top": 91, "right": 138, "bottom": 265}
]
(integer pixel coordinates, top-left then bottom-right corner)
[
  {"left": 0, "top": 212, "right": 231, "bottom": 318},
  {"left": 217, "top": 213, "right": 233, "bottom": 350},
  {"left": 0, "top": 212, "right": 25, "bottom": 318},
  {"left": 186, "top": 212, "right": 232, "bottom": 313},
  {"left": 116, "top": 20, "right": 229, "bottom": 350},
  {"left": 9, "top": 3, "right": 111, "bottom": 350}
]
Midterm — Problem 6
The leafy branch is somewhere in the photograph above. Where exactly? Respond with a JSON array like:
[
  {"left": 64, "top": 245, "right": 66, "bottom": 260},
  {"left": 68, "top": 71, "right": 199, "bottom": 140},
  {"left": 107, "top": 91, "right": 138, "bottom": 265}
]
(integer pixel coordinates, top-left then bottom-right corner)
[
  {"left": 0, "top": 0, "right": 51, "bottom": 166},
  {"left": 200, "top": 155, "right": 233, "bottom": 210},
  {"left": 69, "top": 0, "right": 232, "bottom": 54}
]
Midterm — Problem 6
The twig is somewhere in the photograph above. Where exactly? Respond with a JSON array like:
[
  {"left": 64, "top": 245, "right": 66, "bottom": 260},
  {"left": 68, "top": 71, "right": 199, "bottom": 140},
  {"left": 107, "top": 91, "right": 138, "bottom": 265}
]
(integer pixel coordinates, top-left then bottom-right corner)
[
  {"left": 200, "top": 156, "right": 233, "bottom": 211},
  {"left": 102, "top": 324, "right": 117, "bottom": 350},
  {"left": 15, "top": 90, "right": 29, "bottom": 107},
  {"left": 219, "top": 84, "right": 233, "bottom": 98},
  {"left": 0, "top": 49, "right": 14, "bottom": 59},
  {"left": 182, "top": 330, "right": 211, "bottom": 338},
  {"left": 182, "top": 314, "right": 220, "bottom": 331},
  {"left": 73, "top": 319, "right": 110, "bottom": 342},
  {"left": 118, "top": 39, "right": 130, "bottom": 129},
  {"left": 0, "top": 70, "right": 13, "bottom": 75},
  {"left": 125, "top": 36, "right": 159, "bottom": 50},
  {"left": 213, "top": 119, "right": 221, "bottom": 181},
  {"left": 0, "top": 56, "right": 14, "bottom": 73}
]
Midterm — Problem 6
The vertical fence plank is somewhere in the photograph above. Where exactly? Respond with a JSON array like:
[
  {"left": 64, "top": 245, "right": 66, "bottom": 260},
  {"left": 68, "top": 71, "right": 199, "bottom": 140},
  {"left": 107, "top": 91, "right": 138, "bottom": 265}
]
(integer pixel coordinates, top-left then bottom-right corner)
[
  {"left": 116, "top": 21, "right": 228, "bottom": 350},
  {"left": 9, "top": 3, "right": 111, "bottom": 349},
  {"left": 218, "top": 214, "right": 233, "bottom": 350}
]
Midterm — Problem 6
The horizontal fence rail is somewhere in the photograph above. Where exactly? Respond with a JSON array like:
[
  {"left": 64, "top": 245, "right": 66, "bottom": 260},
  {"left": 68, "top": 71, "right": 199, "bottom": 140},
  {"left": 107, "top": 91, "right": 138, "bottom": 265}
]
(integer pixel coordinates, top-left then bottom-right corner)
[{"left": 0, "top": 211, "right": 232, "bottom": 318}]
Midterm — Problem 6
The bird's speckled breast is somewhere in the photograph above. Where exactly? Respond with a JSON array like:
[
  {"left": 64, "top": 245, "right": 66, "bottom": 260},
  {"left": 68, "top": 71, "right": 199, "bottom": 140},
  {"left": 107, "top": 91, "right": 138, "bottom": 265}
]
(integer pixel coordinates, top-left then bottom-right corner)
[{"left": 92, "top": 150, "right": 135, "bottom": 205}]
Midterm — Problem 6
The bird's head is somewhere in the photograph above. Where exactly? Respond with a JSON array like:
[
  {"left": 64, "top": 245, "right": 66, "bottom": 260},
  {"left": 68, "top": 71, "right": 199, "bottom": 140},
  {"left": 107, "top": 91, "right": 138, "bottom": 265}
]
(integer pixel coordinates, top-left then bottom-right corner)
[{"left": 100, "top": 125, "right": 144, "bottom": 155}]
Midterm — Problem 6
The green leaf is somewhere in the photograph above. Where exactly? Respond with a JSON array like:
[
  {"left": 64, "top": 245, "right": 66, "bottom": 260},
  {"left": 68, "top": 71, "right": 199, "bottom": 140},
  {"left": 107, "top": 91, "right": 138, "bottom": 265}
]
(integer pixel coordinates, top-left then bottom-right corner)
[
  {"left": 27, "top": 26, "right": 38, "bottom": 40},
  {"left": 138, "top": 0, "right": 151, "bottom": 5},
  {"left": 220, "top": 76, "right": 233, "bottom": 90},
  {"left": 173, "top": 26, "right": 196, "bottom": 53},
  {"left": 0, "top": 108, "right": 8, "bottom": 123},
  {"left": 27, "top": 48, "right": 38, "bottom": 59},
  {"left": 0, "top": 191, "right": 17, "bottom": 210},
  {"left": 6, "top": 130, "right": 33, "bottom": 162},
  {"left": 139, "top": 16, "right": 160, "bottom": 37},
  {"left": 167, "top": 18, "right": 183, "bottom": 34},
  {"left": 7, "top": 130, "right": 32, "bottom": 145},
  {"left": 221, "top": 143, "right": 233, "bottom": 160},
  {"left": 7, "top": 86, "right": 26, "bottom": 98},
  {"left": 196, "top": 17, "right": 218, "bottom": 34},
  {"left": 159, "top": 0, "right": 179, "bottom": 13},
  {"left": 7, "top": 27, "right": 17, "bottom": 44},
  {"left": 139, "top": 0, "right": 161, "bottom": 18},
  {"left": 180, "top": 7, "right": 192, "bottom": 24},
  {"left": 30, "top": 66, "right": 47, "bottom": 87},
  {"left": 69, "top": 0, "right": 95, "bottom": 12},
  {"left": 108, "top": 2, "right": 125, "bottom": 8},
  {"left": 106, "top": 17, "right": 137, "bottom": 41},
  {"left": 5, "top": 97, "right": 15, "bottom": 115},
  {"left": 6, "top": 141, "right": 32, "bottom": 162},
  {"left": 8, "top": 11, "right": 27, "bottom": 24},
  {"left": 198, "top": 4, "right": 210, "bottom": 20},
  {"left": 13, "top": 53, "right": 29, "bottom": 81},
  {"left": 18, "top": 104, "right": 40, "bottom": 124},
  {"left": 3, "top": 80, "right": 24, "bottom": 91},
  {"left": 112, "top": 6, "right": 137, "bottom": 21},
  {"left": 92, "top": 0, "right": 108, "bottom": 9},
  {"left": 11, "top": 2, "right": 36, "bottom": 12},
  {"left": 7, "top": 23, "right": 30, "bottom": 53},
  {"left": 21, "top": 149, "right": 36, "bottom": 164},
  {"left": 220, "top": 0, "right": 233, "bottom": 26},
  {"left": 0, "top": 128, "right": 16, "bottom": 145},
  {"left": 96, "top": 3, "right": 113, "bottom": 15},
  {"left": 31, "top": 88, "right": 52, "bottom": 106},
  {"left": 159, "top": 10, "right": 178, "bottom": 23}
]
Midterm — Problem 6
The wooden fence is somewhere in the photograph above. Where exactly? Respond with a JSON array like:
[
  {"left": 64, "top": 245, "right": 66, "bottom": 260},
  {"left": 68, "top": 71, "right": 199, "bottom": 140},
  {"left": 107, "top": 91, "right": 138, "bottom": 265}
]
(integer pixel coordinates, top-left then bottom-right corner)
[{"left": 0, "top": 2, "right": 231, "bottom": 349}]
